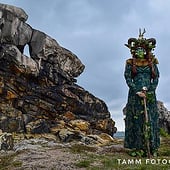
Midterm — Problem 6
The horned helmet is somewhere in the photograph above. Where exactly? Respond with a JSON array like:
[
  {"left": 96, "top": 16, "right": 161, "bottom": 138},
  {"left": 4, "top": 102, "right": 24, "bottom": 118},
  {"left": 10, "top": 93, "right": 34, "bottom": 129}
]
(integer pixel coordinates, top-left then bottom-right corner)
[{"left": 125, "top": 29, "right": 156, "bottom": 59}]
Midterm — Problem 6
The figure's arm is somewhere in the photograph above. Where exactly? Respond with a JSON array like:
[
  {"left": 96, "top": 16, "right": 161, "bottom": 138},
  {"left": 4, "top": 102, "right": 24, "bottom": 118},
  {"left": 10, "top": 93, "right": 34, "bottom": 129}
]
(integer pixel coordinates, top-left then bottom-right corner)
[
  {"left": 124, "top": 63, "right": 136, "bottom": 92},
  {"left": 149, "top": 64, "right": 159, "bottom": 91}
]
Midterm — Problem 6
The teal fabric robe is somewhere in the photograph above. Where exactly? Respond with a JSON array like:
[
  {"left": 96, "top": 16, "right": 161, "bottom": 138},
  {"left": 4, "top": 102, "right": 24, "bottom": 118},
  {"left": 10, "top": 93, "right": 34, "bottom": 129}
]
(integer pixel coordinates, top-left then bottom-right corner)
[{"left": 124, "top": 58, "right": 160, "bottom": 152}]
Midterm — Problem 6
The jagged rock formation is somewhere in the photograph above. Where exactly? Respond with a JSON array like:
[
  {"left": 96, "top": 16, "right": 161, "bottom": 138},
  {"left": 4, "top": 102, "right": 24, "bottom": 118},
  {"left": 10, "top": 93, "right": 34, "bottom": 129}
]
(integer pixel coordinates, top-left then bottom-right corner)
[
  {"left": 0, "top": 3, "right": 116, "bottom": 142},
  {"left": 158, "top": 101, "right": 170, "bottom": 134}
]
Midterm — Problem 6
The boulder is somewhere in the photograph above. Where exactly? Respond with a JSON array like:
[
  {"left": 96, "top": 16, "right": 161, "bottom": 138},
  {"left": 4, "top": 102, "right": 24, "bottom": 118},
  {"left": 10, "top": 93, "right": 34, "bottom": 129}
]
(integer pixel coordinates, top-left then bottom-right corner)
[
  {"left": 0, "top": 3, "right": 31, "bottom": 51},
  {"left": 29, "top": 29, "right": 85, "bottom": 82},
  {"left": 69, "top": 119, "right": 90, "bottom": 132},
  {"left": 0, "top": 131, "right": 14, "bottom": 150},
  {"left": 158, "top": 101, "right": 170, "bottom": 134}
]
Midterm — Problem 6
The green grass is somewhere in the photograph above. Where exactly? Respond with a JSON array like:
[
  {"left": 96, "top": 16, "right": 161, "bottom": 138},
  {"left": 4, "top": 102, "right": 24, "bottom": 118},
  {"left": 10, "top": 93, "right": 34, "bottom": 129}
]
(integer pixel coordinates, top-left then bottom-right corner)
[
  {"left": 12, "top": 160, "right": 22, "bottom": 167},
  {"left": 75, "top": 153, "right": 170, "bottom": 170},
  {"left": 75, "top": 160, "right": 91, "bottom": 168},
  {"left": 69, "top": 143, "right": 97, "bottom": 153},
  {"left": 160, "top": 128, "right": 169, "bottom": 137},
  {"left": 159, "top": 135, "right": 170, "bottom": 157},
  {"left": 0, "top": 152, "right": 22, "bottom": 170},
  {"left": 73, "top": 136, "right": 170, "bottom": 170}
]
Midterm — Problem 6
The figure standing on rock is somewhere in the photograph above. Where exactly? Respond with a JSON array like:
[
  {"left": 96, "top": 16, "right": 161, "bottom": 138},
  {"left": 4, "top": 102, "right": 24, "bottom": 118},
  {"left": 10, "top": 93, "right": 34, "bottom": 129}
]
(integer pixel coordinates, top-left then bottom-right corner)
[{"left": 124, "top": 29, "right": 160, "bottom": 157}]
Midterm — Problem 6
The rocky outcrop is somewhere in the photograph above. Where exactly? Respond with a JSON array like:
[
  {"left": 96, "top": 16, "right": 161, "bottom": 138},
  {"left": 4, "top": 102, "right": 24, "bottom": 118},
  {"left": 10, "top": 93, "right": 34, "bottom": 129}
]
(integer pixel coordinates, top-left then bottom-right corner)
[
  {"left": 0, "top": 3, "right": 116, "bottom": 142},
  {"left": 158, "top": 101, "right": 170, "bottom": 134},
  {"left": 0, "top": 3, "right": 84, "bottom": 83}
]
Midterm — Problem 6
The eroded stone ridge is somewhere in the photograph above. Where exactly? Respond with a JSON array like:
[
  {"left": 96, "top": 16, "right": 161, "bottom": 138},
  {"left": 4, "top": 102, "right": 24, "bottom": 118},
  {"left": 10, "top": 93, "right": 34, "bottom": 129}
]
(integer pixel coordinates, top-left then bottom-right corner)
[{"left": 0, "top": 3, "right": 116, "bottom": 141}]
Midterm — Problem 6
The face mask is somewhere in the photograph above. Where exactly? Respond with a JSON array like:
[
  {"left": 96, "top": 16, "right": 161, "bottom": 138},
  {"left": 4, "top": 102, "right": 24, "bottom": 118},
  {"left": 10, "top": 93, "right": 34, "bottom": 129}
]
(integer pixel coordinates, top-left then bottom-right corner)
[{"left": 135, "top": 47, "right": 146, "bottom": 59}]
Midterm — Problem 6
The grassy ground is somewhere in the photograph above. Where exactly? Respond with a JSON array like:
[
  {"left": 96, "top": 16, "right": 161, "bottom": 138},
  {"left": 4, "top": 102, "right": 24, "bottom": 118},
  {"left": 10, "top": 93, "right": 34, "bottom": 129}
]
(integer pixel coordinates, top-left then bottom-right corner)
[
  {"left": 72, "top": 136, "right": 170, "bottom": 170},
  {"left": 0, "top": 152, "right": 22, "bottom": 170},
  {"left": 0, "top": 135, "right": 169, "bottom": 170}
]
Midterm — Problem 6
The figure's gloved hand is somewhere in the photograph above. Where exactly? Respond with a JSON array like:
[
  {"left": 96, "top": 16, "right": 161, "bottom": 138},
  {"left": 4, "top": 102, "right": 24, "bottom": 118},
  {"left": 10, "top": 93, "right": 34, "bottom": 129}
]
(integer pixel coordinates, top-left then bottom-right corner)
[
  {"left": 136, "top": 86, "right": 148, "bottom": 98},
  {"left": 136, "top": 91, "right": 146, "bottom": 98}
]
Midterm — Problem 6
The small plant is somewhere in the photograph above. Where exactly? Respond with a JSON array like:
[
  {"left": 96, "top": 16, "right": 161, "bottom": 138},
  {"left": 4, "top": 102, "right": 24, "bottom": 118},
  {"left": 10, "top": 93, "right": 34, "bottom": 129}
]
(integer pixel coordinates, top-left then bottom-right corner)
[
  {"left": 75, "top": 160, "right": 91, "bottom": 168},
  {"left": 128, "top": 149, "right": 145, "bottom": 157},
  {"left": 0, "top": 152, "right": 22, "bottom": 169},
  {"left": 12, "top": 161, "right": 22, "bottom": 167},
  {"left": 160, "top": 128, "right": 169, "bottom": 137},
  {"left": 70, "top": 144, "right": 97, "bottom": 153},
  {"left": 159, "top": 135, "right": 170, "bottom": 156},
  {"left": 101, "top": 158, "right": 116, "bottom": 168}
]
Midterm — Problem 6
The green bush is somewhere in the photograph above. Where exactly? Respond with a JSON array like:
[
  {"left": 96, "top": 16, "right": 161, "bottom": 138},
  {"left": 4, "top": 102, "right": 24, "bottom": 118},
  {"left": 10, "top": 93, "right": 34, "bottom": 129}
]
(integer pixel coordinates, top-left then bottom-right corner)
[{"left": 160, "top": 128, "right": 169, "bottom": 137}]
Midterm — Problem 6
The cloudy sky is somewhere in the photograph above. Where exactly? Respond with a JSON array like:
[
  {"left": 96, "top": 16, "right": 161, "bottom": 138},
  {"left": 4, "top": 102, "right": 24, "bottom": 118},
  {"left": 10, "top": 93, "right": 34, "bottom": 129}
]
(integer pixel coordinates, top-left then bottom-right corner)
[{"left": 1, "top": 0, "right": 170, "bottom": 131}]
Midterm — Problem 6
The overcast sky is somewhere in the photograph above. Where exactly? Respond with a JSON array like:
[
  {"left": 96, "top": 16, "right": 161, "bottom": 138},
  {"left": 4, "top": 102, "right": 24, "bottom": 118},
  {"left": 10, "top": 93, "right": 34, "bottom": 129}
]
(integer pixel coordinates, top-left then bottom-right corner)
[{"left": 1, "top": 0, "right": 170, "bottom": 131}]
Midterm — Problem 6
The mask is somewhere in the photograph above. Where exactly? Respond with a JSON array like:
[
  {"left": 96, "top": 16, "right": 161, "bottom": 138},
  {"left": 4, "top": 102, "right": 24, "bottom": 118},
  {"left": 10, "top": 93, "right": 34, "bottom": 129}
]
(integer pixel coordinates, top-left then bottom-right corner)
[{"left": 135, "top": 47, "right": 146, "bottom": 59}]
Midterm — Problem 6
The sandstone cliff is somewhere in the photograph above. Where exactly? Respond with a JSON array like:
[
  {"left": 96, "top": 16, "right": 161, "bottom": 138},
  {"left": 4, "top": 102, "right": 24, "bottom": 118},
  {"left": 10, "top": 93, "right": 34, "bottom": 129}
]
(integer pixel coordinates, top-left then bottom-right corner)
[{"left": 0, "top": 3, "right": 116, "bottom": 142}]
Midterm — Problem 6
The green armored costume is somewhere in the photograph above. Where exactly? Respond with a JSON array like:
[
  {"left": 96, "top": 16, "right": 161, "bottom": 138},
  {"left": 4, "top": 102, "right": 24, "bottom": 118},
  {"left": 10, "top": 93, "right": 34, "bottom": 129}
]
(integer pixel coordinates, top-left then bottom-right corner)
[{"left": 124, "top": 29, "right": 160, "bottom": 156}]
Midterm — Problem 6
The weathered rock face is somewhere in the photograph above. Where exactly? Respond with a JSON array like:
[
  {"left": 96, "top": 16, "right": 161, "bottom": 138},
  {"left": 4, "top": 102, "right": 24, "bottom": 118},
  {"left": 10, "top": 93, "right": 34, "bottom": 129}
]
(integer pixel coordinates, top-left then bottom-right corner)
[
  {"left": 158, "top": 101, "right": 170, "bottom": 134},
  {"left": 0, "top": 3, "right": 84, "bottom": 83},
  {"left": 0, "top": 3, "right": 116, "bottom": 140},
  {"left": 0, "top": 130, "right": 13, "bottom": 150}
]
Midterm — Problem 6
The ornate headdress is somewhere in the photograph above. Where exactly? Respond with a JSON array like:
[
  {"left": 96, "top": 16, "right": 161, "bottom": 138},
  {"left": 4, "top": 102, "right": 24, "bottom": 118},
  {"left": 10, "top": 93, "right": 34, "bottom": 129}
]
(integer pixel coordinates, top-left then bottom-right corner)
[
  {"left": 125, "top": 29, "right": 156, "bottom": 57},
  {"left": 125, "top": 29, "right": 158, "bottom": 78}
]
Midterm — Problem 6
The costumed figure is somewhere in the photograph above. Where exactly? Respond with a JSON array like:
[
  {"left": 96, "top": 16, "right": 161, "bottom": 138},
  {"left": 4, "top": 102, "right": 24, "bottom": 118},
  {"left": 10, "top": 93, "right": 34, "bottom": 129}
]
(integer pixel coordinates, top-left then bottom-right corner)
[{"left": 124, "top": 29, "right": 160, "bottom": 157}]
